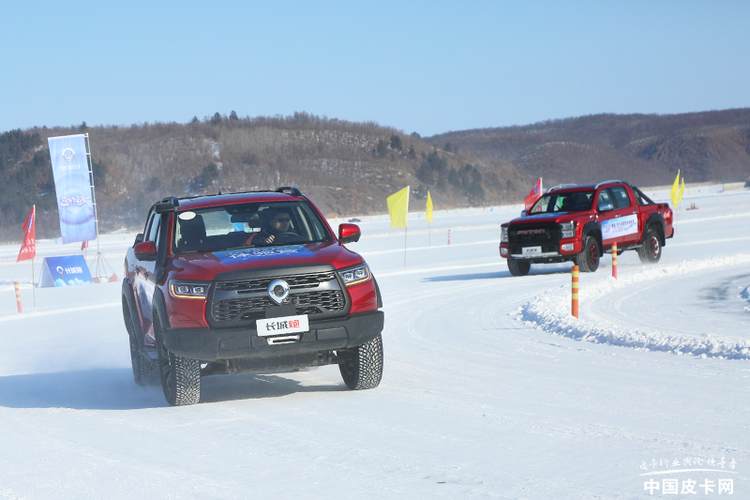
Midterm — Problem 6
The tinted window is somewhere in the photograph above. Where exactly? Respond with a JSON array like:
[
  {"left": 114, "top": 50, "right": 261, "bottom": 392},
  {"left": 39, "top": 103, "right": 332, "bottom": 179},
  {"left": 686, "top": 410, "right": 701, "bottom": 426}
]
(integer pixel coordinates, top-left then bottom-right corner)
[
  {"left": 610, "top": 186, "right": 632, "bottom": 209},
  {"left": 597, "top": 190, "right": 613, "bottom": 210},
  {"left": 146, "top": 214, "right": 160, "bottom": 242},
  {"left": 172, "top": 201, "right": 333, "bottom": 254},
  {"left": 529, "top": 191, "right": 593, "bottom": 214}
]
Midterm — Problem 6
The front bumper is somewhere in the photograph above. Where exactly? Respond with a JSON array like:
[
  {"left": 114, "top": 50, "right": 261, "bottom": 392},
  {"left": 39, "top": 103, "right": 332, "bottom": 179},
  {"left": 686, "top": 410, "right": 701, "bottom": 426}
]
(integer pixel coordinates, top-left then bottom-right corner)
[
  {"left": 162, "top": 310, "right": 384, "bottom": 361},
  {"left": 499, "top": 243, "right": 579, "bottom": 261}
]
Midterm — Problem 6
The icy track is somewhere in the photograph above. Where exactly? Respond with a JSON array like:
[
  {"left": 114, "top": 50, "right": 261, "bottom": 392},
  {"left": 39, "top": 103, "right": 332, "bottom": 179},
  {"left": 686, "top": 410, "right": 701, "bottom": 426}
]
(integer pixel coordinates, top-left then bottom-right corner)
[
  {"left": 0, "top": 184, "right": 749, "bottom": 499},
  {"left": 520, "top": 254, "right": 750, "bottom": 359}
]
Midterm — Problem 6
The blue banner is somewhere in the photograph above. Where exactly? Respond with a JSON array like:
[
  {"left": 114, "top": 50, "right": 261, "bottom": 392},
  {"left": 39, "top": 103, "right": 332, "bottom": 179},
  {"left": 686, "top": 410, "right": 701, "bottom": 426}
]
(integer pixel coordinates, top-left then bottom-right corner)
[
  {"left": 213, "top": 246, "right": 313, "bottom": 264},
  {"left": 48, "top": 134, "right": 97, "bottom": 244},
  {"left": 38, "top": 255, "right": 93, "bottom": 287}
]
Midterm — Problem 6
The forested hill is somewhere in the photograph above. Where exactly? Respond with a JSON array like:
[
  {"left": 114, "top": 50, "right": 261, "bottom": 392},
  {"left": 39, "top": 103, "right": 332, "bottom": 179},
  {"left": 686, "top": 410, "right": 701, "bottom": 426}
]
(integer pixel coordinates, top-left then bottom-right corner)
[
  {"left": 427, "top": 108, "right": 750, "bottom": 189},
  {"left": 5, "top": 108, "right": 749, "bottom": 243},
  {"left": 0, "top": 113, "right": 525, "bottom": 242}
]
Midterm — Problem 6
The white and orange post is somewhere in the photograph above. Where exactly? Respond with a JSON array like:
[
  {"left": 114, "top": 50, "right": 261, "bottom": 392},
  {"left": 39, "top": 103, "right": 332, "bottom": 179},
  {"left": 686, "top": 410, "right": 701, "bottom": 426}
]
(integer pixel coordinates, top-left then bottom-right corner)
[
  {"left": 612, "top": 242, "right": 618, "bottom": 279},
  {"left": 448, "top": 229, "right": 451, "bottom": 245},
  {"left": 571, "top": 266, "right": 579, "bottom": 318},
  {"left": 14, "top": 281, "right": 22, "bottom": 314}
]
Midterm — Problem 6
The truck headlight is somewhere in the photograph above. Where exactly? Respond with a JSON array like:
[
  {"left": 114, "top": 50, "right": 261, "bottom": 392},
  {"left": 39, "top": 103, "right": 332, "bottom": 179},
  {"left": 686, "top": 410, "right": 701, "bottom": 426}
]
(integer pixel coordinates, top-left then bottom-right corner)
[
  {"left": 169, "top": 280, "right": 210, "bottom": 299},
  {"left": 337, "top": 263, "right": 372, "bottom": 287},
  {"left": 559, "top": 221, "right": 576, "bottom": 239},
  {"left": 501, "top": 226, "right": 508, "bottom": 243}
]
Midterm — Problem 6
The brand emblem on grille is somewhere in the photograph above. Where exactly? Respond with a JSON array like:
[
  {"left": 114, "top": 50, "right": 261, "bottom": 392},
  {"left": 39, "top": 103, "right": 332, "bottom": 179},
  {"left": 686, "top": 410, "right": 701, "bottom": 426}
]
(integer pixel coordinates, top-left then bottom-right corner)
[{"left": 268, "top": 279, "right": 290, "bottom": 305}]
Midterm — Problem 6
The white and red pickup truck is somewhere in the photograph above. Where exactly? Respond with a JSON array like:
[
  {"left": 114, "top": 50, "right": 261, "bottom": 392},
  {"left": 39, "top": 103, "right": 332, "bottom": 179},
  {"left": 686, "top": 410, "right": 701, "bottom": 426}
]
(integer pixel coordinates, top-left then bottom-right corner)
[{"left": 500, "top": 180, "right": 674, "bottom": 276}]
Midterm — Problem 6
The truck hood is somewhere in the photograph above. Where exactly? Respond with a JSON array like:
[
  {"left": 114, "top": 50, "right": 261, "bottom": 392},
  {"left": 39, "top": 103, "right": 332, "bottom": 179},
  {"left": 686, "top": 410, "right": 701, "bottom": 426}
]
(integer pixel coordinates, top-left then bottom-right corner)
[
  {"left": 508, "top": 212, "right": 576, "bottom": 224},
  {"left": 169, "top": 242, "right": 363, "bottom": 280}
]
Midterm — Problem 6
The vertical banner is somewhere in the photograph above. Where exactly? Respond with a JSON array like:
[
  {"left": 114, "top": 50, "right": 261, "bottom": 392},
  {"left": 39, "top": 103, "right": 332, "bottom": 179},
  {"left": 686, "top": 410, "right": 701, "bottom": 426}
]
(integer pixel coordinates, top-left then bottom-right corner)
[
  {"left": 387, "top": 186, "right": 409, "bottom": 228},
  {"left": 48, "top": 134, "right": 97, "bottom": 244},
  {"left": 17, "top": 205, "right": 36, "bottom": 262},
  {"left": 524, "top": 178, "right": 543, "bottom": 211}
]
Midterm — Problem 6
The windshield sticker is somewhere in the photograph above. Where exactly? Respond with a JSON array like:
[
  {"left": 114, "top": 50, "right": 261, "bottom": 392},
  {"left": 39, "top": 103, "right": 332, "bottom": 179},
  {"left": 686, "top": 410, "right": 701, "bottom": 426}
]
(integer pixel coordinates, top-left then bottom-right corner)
[
  {"left": 602, "top": 214, "right": 638, "bottom": 239},
  {"left": 178, "top": 211, "right": 196, "bottom": 221},
  {"left": 213, "top": 246, "right": 312, "bottom": 263}
]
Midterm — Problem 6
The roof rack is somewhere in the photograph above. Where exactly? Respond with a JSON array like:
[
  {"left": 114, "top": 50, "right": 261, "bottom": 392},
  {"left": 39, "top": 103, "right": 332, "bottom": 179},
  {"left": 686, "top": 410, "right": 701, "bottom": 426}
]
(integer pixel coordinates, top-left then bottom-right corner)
[
  {"left": 594, "top": 180, "right": 623, "bottom": 189},
  {"left": 154, "top": 196, "right": 180, "bottom": 214},
  {"left": 275, "top": 186, "right": 303, "bottom": 197},
  {"left": 151, "top": 187, "right": 304, "bottom": 210},
  {"left": 546, "top": 183, "right": 577, "bottom": 193}
]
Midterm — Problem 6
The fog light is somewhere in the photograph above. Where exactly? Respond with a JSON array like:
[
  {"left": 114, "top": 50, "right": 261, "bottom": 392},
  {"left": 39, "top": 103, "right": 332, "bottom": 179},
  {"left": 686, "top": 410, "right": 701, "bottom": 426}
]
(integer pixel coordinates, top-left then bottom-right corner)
[
  {"left": 500, "top": 247, "right": 508, "bottom": 256},
  {"left": 561, "top": 243, "right": 574, "bottom": 251}
]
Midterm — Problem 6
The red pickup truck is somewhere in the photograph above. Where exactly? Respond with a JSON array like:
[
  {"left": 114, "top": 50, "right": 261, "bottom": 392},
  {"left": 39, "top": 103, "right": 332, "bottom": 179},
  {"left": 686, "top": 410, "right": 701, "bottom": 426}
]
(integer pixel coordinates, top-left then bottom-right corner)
[
  {"left": 121, "top": 187, "right": 384, "bottom": 405},
  {"left": 499, "top": 181, "right": 674, "bottom": 276}
]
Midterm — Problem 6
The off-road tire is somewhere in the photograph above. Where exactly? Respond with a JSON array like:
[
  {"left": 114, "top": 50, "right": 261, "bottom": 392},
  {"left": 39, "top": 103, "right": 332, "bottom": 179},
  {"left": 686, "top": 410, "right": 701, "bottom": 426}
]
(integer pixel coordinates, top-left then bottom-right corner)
[
  {"left": 128, "top": 331, "right": 159, "bottom": 386},
  {"left": 637, "top": 227, "right": 662, "bottom": 264},
  {"left": 339, "top": 334, "right": 383, "bottom": 390},
  {"left": 575, "top": 235, "right": 600, "bottom": 273},
  {"left": 155, "top": 314, "right": 201, "bottom": 406},
  {"left": 507, "top": 258, "right": 531, "bottom": 277},
  {"left": 123, "top": 298, "right": 159, "bottom": 386}
]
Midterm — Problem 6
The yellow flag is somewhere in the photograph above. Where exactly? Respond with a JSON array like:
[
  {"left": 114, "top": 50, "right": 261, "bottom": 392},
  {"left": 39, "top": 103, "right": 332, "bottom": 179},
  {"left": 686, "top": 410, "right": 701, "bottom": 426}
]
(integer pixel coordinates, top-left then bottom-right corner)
[
  {"left": 426, "top": 191, "right": 434, "bottom": 223},
  {"left": 669, "top": 170, "right": 680, "bottom": 206},
  {"left": 387, "top": 186, "right": 409, "bottom": 228},
  {"left": 678, "top": 177, "right": 685, "bottom": 202}
]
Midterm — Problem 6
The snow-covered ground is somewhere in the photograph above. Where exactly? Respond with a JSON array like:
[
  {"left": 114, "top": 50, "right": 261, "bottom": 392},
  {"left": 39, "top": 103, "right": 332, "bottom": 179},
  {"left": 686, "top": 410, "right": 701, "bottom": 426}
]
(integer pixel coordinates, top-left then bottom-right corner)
[{"left": 0, "top": 185, "right": 748, "bottom": 499}]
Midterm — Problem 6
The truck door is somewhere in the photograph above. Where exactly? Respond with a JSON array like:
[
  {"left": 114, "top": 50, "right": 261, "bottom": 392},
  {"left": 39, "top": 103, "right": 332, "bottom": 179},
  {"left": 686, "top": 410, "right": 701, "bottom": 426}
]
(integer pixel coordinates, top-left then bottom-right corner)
[
  {"left": 597, "top": 187, "right": 638, "bottom": 247},
  {"left": 133, "top": 212, "right": 161, "bottom": 343},
  {"left": 610, "top": 185, "right": 640, "bottom": 246}
]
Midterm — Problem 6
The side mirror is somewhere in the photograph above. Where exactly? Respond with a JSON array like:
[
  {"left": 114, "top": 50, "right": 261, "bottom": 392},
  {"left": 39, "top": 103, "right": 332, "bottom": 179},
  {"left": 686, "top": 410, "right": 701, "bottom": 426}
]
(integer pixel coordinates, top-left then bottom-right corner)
[
  {"left": 520, "top": 210, "right": 528, "bottom": 217},
  {"left": 338, "top": 223, "right": 361, "bottom": 244},
  {"left": 134, "top": 241, "right": 157, "bottom": 261},
  {"left": 598, "top": 201, "right": 614, "bottom": 212}
]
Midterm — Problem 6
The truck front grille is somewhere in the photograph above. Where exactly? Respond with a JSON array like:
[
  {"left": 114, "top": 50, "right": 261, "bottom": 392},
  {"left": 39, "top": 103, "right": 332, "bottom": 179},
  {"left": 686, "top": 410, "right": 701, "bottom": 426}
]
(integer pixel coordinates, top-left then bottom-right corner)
[
  {"left": 215, "top": 271, "right": 337, "bottom": 293},
  {"left": 508, "top": 223, "right": 560, "bottom": 254},
  {"left": 209, "top": 268, "right": 347, "bottom": 326}
]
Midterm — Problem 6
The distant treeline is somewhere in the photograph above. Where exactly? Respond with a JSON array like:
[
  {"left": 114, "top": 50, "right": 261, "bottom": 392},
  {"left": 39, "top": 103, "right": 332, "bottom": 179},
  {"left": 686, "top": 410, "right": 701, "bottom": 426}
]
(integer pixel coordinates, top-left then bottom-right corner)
[
  {"left": 429, "top": 109, "right": 750, "bottom": 188},
  {"left": 0, "top": 113, "right": 525, "bottom": 242}
]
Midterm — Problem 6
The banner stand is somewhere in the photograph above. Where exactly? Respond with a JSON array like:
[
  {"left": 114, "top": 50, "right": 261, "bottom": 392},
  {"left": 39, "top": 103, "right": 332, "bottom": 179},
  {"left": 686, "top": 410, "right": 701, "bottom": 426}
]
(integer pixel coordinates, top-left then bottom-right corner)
[
  {"left": 48, "top": 134, "right": 118, "bottom": 283},
  {"left": 88, "top": 252, "right": 117, "bottom": 283},
  {"left": 84, "top": 134, "right": 118, "bottom": 283}
]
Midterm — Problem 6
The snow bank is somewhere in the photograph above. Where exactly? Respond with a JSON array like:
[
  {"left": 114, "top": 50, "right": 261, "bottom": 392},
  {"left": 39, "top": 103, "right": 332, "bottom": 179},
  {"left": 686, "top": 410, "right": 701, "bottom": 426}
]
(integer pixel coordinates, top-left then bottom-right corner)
[{"left": 517, "top": 255, "right": 750, "bottom": 360}]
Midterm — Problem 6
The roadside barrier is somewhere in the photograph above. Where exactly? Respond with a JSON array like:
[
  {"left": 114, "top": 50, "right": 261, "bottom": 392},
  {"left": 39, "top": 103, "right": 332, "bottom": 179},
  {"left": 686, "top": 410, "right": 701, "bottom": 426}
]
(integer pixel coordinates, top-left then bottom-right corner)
[
  {"left": 571, "top": 266, "right": 579, "bottom": 318},
  {"left": 612, "top": 242, "right": 618, "bottom": 279},
  {"left": 14, "top": 281, "right": 22, "bottom": 314}
]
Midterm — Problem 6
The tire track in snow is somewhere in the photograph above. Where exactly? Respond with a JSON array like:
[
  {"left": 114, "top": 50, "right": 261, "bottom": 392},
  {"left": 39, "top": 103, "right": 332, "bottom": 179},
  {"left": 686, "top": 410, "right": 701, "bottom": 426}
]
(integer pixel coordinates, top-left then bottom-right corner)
[{"left": 518, "top": 254, "right": 750, "bottom": 360}]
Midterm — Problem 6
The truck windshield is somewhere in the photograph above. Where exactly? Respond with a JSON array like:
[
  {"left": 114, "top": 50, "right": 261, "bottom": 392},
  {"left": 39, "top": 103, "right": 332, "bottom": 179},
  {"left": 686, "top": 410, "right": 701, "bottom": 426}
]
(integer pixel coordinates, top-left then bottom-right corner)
[
  {"left": 172, "top": 201, "right": 333, "bottom": 254},
  {"left": 529, "top": 191, "right": 594, "bottom": 214}
]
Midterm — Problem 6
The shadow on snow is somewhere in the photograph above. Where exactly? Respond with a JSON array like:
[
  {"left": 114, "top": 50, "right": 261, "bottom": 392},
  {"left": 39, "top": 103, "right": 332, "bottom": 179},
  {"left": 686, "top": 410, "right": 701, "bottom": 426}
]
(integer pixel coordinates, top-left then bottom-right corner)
[
  {"left": 424, "top": 263, "right": 574, "bottom": 282},
  {"left": 0, "top": 368, "right": 347, "bottom": 410}
]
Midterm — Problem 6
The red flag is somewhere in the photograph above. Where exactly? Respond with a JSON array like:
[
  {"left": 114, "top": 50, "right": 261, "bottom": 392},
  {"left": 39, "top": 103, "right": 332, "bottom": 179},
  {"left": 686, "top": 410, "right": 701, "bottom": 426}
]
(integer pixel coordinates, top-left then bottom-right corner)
[
  {"left": 524, "top": 178, "right": 543, "bottom": 211},
  {"left": 17, "top": 205, "right": 36, "bottom": 262},
  {"left": 81, "top": 240, "right": 89, "bottom": 251}
]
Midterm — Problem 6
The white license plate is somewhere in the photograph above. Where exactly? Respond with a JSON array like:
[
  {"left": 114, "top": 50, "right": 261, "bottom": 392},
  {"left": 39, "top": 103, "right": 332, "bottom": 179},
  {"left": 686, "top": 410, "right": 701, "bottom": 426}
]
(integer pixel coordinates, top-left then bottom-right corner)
[
  {"left": 256, "top": 315, "right": 309, "bottom": 337},
  {"left": 522, "top": 246, "right": 542, "bottom": 256}
]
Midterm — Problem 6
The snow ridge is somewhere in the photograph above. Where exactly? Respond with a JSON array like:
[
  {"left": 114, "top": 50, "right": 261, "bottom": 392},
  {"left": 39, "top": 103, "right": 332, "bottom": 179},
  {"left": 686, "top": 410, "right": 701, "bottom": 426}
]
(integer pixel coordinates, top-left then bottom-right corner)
[{"left": 518, "top": 255, "right": 750, "bottom": 360}]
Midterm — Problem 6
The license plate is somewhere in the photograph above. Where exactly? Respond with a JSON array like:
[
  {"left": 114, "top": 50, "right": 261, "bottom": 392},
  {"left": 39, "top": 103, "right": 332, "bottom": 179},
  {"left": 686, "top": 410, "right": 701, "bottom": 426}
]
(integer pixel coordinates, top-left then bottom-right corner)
[
  {"left": 256, "top": 315, "right": 309, "bottom": 337},
  {"left": 522, "top": 246, "right": 542, "bottom": 256}
]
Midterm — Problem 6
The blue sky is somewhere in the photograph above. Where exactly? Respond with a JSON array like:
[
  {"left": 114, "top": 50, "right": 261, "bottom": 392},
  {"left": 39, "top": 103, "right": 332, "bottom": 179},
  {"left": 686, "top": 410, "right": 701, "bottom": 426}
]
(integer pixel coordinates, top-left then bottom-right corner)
[{"left": 2, "top": 1, "right": 749, "bottom": 137}]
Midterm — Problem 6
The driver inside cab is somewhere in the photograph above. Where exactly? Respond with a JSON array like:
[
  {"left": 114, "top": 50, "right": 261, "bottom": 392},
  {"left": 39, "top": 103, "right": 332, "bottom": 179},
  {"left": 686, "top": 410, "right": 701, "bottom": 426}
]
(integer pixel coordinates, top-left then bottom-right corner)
[{"left": 245, "top": 208, "right": 297, "bottom": 246}]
